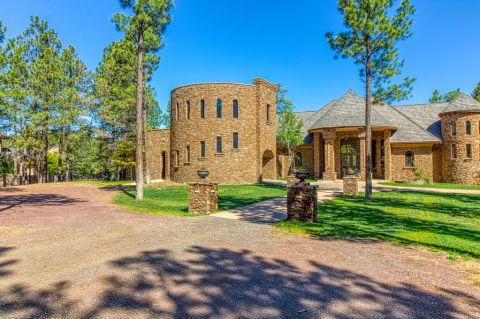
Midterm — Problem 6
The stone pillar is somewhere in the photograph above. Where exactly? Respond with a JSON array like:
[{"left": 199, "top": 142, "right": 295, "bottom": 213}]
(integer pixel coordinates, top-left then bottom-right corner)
[
  {"left": 188, "top": 182, "right": 218, "bottom": 214},
  {"left": 287, "top": 182, "right": 318, "bottom": 222},
  {"left": 313, "top": 132, "right": 321, "bottom": 179},
  {"left": 359, "top": 128, "right": 366, "bottom": 181},
  {"left": 384, "top": 130, "right": 392, "bottom": 181},
  {"left": 322, "top": 130, "right": 337, "bottom": 180},
  {"left": 343, "top": 176, "right": 359, "bottom": 196}
]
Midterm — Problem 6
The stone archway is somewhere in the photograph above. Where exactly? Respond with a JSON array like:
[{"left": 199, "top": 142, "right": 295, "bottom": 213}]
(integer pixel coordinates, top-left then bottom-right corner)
[
  {"left": 261, "top": 150, "right": 276, "bottom": 180},
  {"left": 340, "top": 137, "right": 360, "bottom": 177}
]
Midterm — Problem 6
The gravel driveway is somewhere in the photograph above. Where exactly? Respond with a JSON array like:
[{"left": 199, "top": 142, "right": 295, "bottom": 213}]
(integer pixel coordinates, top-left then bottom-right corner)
[{"left": 0, "top": 183, "right": 479, "bottom": 319}]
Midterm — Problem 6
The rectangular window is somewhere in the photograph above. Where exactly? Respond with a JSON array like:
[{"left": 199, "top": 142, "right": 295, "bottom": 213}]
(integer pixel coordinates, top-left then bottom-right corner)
[
  {"left": 451, "top": 144, "right": 457, "bottom": 159},
  {"left": 233, "top": 100, "right": 239, "bottom": 118},
  {"left": 266, "top": 104, "right": 271, "bottom": 123},
  {"left": 200, "top": 99, "right": 205, "bottom": 119},
  {"left": 466, "top": 121, "right": 472, "bottom": 135},
  {"left": 452, "top": 122, "right": 457, "bottom": 136},
  {"left": 185, "top": 145, "right": 191, "bottom": 163},
  {"left": 187, "top": 101, "right": 191, "bottom": 120},
  {"left": 216, "top": 99, "right": 222, "bottom": 118},
  {"left": 200, "top": 141, "right": 206, "bottom": 158},
  {"left": 466, "top": 144, "right": 472, "bottom": 159},
  {"left": 175, "top": 103, "right": 179, "bottom": 121},
  {"left": 233, "top": 132, "right": 239, "bottom": 149},
  {"left": 216, "top": 136, "right": 222, "bottom": 154},
  {"left": 175, "top": 150, "right": 180, "bottom": 167}
]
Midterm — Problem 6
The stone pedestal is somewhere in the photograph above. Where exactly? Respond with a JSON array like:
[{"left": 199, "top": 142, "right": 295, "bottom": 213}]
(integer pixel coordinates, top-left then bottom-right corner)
[
  {"left": 287, "top": 182, "right": 318, "bottom": 222},
  {"left": 343, "top": 177, "right": 359, "bottom": 196},
  {"left": 287, "top": 175, "right": 298, "bottom": 185},
  {"left": 188, "top": 181, "right": 218, "bottom": 214}
]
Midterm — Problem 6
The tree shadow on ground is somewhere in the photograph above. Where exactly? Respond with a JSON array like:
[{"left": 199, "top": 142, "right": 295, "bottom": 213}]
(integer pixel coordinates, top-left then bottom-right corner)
[
  {"left": 0, "top": 246, "right": 477, "bottom": 318},
  {"left": 0, "top": 247, "right": 17, "bottom": 278},
  {"left": 0, "top": 193, "right": 86, "bottom": 213}
]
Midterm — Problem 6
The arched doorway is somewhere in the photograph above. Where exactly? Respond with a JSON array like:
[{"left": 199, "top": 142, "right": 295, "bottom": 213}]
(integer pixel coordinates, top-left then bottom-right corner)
[
  {"left": 261, "top": 150, "right": 275, "bottom": 180},
  {"left": 340, "top": 137, "right": 360, "bottom": 177}
]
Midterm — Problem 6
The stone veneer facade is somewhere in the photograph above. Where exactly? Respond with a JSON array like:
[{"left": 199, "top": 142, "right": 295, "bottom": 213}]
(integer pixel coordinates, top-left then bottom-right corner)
[{"left": 146, "top": 78, "right": 277, "bottom": 184}]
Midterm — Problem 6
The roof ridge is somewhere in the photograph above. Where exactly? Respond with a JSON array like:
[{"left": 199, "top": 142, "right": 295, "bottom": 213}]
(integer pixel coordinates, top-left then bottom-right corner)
[
  {"left": 385, "top": 103, "right": 441, "bottom": 141},
  {"left": 395, "top": 102, "right": 447, "bottom": 107}
]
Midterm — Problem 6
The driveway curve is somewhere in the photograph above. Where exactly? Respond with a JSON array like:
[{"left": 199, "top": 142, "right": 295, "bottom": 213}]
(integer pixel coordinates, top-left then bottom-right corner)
[{"left": 0, "top": 183, "right": 479, "bottom": 319}]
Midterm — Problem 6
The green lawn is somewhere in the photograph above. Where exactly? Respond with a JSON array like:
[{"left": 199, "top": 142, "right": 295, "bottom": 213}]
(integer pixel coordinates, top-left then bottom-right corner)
[
  {"left": 379, "top": 181, "right": 480, "bottom": 191},
  {"left": 114, "top": 184, "right": 286, "bottom": 216},
  {"left": 278, "top": 191, "right": 480, "bottom": 259}
]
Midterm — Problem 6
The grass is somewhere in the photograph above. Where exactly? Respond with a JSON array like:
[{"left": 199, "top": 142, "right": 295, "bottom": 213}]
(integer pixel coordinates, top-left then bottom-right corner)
[
  {"left": 277, "top": 191, "right": 480, "bottom": 259},
  {"left": 74, "top": 179, "right": 133, "bottom": 187},
  {"left": 379, "top": 181, "right": 480, "bottom": 191},
  {"left": 114, "top": 184, "right": 286, "bottom": 216}
]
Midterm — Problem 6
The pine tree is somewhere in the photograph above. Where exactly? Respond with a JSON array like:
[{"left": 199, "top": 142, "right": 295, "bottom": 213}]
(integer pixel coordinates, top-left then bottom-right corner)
[
  {"left": 326, "top": 0, "right": 415, "bottom": 199},
  {"left": 113, "top": 0, "right": 173, "bottom": 199}
]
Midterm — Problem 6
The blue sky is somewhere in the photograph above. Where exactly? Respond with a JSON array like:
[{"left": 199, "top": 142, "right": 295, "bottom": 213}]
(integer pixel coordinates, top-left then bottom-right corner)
[{"left": 2, "top": 0, "right": 480, "bottom": 112}]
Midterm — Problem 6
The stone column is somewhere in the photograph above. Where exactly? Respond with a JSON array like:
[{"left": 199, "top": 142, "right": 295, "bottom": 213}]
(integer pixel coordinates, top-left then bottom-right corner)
[
  {"left": 322, "top": 130, "right": 337, "bottom": 180},
  {"left": 313, "top": 132, "right": 321, "bottom": 179},
  {"left": 188, "top": 181, "right": 218, "bottom": 214},
  {"left": 384, "top": 130, "right": 392, "bottom": 181},
  {"left": 358, "top": 128, "right": 366, "bottom": 181},
  {"left": 287, "top": 182, "right": 318, "bottom": 222},
  {"left": 343, "top": 176, "right": 359, "bottom": 196}
]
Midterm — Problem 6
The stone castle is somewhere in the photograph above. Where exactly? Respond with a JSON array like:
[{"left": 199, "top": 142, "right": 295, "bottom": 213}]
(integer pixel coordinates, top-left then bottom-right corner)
[{"left": 147, "top": 78, "right": 480, "bottom": 185}]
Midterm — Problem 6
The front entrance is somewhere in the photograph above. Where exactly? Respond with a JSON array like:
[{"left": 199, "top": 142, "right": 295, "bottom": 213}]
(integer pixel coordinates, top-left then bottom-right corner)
[{"left": 340, "top": 137, "right": 360, "bottom": 177}]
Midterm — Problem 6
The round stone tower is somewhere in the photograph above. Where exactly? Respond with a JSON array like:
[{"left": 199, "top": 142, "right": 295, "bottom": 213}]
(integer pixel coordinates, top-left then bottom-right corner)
[
  {"left": 439, "top": 93, "right": 480, "bottom": 185},
  {"left": 169, "top": 78, "right": 277, "bottom": 184}
]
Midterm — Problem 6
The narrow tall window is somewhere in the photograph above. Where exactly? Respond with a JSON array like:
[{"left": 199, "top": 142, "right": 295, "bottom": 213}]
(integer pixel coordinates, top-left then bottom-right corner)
[
  {"left": 216, "top": 99, "right": 222, "bottom": 118},
  {"left": 216, "top": 136, "right": 222, "bottom": 154},
  {"left": 187, "top": 101, "right": 191, "bottom": 120},
  {"left": 233, "top": 132, "right": 239, "bottom": 149},
  {"left": 405, "top": 151, "right": 414, "bottom": 167},
  {"left": 452, "top": 122, "right": 457, "bottom": 136},
  {"left": 185, "top": 145, "right": 191, "bottom": 163},
  {"left": 466, "top": 121, "right": 472, "bottom": 135},
  {"left": 266, "top": 104, "right": 271, "bottom": 123},
  {"left": 451, "top": 144, "right": 457, "bottom": 159},
  {"left": 466, "top": 144, "right": 472, "bottom": 159},
  {"left": 233, "top": 100, "right": 239, "bottom": 118},
  {"left": 175, "top": 102, "right": 179, "bottom": 121},
  {"left": 175, "top": 150, "right": 180, "bottom": 167},
  {"left": 200, "top": 141, "right": 206, "bottom": 158},
  {"left": 200, "top": 99, "right": 205, "bottom": 119}
]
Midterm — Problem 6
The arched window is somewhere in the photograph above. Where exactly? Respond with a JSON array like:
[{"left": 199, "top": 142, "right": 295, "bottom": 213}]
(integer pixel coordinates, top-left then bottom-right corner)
[
  {"left": 216, "top": 99, "right": 222, "bottom": 118},
  {"left": 405, "top": 151, "right": 414, "bottom": 167},
  {"left": 294, "top": 152, "right": 303, "bottom": 167},
  {"left": 233, "top": 100, "right": 239, "bottom": 118},
  {"left": 200, "top": 99, "right": 205, "bottom": 119},
  {"left": 186, "top": 101, "right": 191, "bottom": 120},
  {"left": 466, "top": 121, "right": 472, "bottom": 135}
]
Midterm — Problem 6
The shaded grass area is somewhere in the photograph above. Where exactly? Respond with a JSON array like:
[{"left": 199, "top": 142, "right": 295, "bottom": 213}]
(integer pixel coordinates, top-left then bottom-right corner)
[
  {"left": 379, "top": 181, "right": 480, "bottom": 191},
  {"left": 278, "top": 191, "right": 480, "bottom": 259},
  {"left": 114, "top": 184, "right": 286, "bottom": 216}
]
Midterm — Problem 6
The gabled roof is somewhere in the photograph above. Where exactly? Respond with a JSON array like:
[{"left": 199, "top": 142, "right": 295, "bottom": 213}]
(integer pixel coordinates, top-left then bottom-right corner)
[{"left": 439, "top": 93, "right": 480, "bottom": 115}]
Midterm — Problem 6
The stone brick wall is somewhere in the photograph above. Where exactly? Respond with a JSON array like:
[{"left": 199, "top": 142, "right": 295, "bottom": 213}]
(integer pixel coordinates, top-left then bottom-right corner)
[
  {"left": 390, "top": 144, "right": 435, "bottom": 182},
  {"left": 188, "top": 182, "right": 218, "bottom": 213},
  {"left": 277, "top": 145, "right": 314, "bottom": 179},
  {"left": 440, "top": 112, "right": 480, "bottom": 184},
  {"left": 169, "top": 79, "right": 277, "bottom": 184},
  {"left": 146, "top": 129, "right": 170, "bottom": 180}
]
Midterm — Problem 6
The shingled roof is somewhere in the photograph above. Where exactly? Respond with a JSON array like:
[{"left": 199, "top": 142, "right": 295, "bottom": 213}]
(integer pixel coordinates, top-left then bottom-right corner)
[
  {"left": 295, "top": 90, "right": 443, "bottom": 144},
  {"left": 439, "top": 93, "right": 480, "bottom": 115}
]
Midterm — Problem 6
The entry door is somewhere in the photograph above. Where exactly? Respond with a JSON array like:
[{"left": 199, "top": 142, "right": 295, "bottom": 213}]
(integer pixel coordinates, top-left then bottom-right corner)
[{"left": 340, "top": 138, "right": 360, "bottom": 177}]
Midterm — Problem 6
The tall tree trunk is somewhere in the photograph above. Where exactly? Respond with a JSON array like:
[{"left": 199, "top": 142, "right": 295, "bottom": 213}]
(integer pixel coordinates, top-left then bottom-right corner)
[
  {"left": 143, "top": 99, "right": 151, "bottom": 185},
  {"left": 135, "top": 31, "right": 145, "bottom": 200},
  {"left": 43, "top": 114, "right": 49, "bottom": 183},
  {"left": 365, "top": 60, "right": 373, "bottom": 199}
]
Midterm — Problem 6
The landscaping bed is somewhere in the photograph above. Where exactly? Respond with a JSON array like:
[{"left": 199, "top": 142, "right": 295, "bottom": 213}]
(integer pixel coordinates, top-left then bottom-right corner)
[
  {"left": 114, "top": 184, "right": 286, "bottom": 216},
  {"left": 278, "top": 191, "right": 480, "bottom": 259}
]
